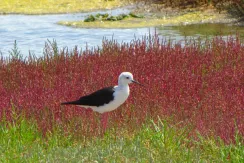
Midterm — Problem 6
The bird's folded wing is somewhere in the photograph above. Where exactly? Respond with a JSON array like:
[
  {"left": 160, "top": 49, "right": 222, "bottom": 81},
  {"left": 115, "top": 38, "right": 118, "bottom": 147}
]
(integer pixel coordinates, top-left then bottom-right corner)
[{"left": 62, "top": 86, "right": 115, "bottom": 107}]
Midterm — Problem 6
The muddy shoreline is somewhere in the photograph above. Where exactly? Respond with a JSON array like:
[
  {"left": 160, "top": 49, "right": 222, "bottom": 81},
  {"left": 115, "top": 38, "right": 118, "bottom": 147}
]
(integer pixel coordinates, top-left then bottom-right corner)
[
  {"left": 59, "top": 2, "right": 244, "bottom": 29},
  {"left": 132, "top": 2, "right": 242, "bottom": 26}
]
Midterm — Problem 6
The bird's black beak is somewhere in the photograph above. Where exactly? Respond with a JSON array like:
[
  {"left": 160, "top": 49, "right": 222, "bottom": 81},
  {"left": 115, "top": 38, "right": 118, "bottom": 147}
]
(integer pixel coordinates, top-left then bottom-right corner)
[{"left": 131, "top": 80, "right": 144, "bottom": 86}]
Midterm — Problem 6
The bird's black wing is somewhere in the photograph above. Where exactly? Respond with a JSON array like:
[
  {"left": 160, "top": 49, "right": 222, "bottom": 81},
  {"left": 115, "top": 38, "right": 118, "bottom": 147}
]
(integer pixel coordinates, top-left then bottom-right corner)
[{"left": 61, "top": 86, "right": 115, "bottom": 107}]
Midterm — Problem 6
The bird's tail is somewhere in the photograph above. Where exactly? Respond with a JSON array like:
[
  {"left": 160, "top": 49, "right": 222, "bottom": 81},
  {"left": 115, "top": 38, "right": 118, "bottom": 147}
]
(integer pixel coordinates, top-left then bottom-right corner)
[{"left": 61, "top": 100, "right": 80, "bottom": 105}]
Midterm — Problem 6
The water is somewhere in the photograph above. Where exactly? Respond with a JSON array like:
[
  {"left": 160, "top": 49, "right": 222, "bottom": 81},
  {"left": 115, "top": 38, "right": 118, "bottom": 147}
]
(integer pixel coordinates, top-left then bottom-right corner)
[
  {"left": 0, "top": 7, "right": 152, "bottom": 57},
  {"left": 156, "top": 24, "right": 244, "bottom": 46},
  {"left": 159, "top": 24, "right": 244, "bottom": 38},
  {"left": 1, "top": 7, "right": 244, "bottom": 58}
]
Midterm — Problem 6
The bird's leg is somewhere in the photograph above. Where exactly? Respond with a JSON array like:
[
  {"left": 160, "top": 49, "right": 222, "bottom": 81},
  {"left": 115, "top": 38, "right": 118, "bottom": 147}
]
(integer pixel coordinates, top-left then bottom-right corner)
[
  {"left": 86, "top": 109, "right": 93, "bottom": 122},
  {"left": 101, "top": 112, "right": 109, "bottom": 133}
]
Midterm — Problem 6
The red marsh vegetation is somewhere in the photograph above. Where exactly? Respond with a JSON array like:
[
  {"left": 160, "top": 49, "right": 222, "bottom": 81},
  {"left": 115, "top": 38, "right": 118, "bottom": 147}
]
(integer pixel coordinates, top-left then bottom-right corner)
[{"left": 0, "top": 36, "right": 243, "bottom": 143}]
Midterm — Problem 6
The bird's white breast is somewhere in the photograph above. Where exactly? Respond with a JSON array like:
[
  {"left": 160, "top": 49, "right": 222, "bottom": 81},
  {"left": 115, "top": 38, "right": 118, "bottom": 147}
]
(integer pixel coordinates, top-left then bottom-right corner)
[{"left": 92, "top": 85, "right": 130, "bottom": 113}]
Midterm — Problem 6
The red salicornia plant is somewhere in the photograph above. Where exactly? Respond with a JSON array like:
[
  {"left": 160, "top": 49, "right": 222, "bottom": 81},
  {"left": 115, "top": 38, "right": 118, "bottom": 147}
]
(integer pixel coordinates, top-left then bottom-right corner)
[{"left": 0, "top": 36, "right": 243, "bottom": 143}]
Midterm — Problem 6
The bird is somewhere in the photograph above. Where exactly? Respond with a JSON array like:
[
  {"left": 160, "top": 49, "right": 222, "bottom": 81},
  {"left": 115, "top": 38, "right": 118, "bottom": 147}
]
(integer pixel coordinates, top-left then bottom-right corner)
[{"left": 61, "top": 72, "right": 143, "bottom": 113}]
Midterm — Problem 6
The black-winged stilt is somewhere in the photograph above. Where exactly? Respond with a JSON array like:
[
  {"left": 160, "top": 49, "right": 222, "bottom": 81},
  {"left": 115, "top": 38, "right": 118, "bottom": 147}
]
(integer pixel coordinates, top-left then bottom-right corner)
[{"left": 61, "top": 72, "right": 143, "bottom": 130}]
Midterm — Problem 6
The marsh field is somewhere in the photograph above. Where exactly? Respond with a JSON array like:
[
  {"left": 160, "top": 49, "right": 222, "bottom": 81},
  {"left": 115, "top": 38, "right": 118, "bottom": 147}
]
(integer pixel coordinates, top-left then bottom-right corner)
[{"left": 0, "top": 0, "right": 244, "bottom": 162}]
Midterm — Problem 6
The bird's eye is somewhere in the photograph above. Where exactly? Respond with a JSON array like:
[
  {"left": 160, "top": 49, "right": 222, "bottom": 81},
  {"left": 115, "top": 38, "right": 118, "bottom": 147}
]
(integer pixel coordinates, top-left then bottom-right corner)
[{"left": 126, "top": 77, "right": 129, "bottom": 79}]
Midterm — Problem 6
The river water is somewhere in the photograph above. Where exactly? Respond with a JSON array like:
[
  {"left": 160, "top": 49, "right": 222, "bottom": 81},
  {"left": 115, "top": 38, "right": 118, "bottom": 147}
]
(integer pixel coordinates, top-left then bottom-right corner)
[{"left": 1, "top": 7, "right": 244, "bottom": 58}]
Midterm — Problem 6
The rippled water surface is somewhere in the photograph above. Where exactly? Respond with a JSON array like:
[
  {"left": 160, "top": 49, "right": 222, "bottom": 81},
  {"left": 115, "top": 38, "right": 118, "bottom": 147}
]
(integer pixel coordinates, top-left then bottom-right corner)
[{"left": 0, "top": 7, "right": 151, "bottom": 57}]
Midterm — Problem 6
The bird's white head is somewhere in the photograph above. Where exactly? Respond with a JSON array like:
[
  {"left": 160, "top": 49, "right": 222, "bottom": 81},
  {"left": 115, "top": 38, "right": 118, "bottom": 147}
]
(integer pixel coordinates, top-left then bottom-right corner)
[{"left": 118, "top": 72, "right": 143, "bottom": 87}]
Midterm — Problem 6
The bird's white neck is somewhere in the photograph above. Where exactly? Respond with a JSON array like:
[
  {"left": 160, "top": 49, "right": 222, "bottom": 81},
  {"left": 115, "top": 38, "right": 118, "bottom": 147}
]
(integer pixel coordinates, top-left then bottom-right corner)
[
  {"left": 117, "top": 83, "right": 129, "bottom": 90},
  {"left": 118, "top": 80, "right": 126, "bottom": 87}
]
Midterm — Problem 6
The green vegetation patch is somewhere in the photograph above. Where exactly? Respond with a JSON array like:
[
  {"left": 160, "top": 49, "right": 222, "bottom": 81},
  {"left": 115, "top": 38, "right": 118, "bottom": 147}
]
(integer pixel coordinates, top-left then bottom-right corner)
[
  {"left": 1, "top": 115, "right": 243, "bottom": 162},
  {"left": 0, "top": 0, "right": 127, "bottom": 14},
  {"left": 58, "top": 11, "right": 216, "bottom": 28},
  {"left": 84, "top": 12, "right": 144, "bottom": 22}
]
